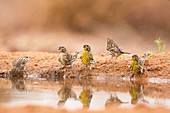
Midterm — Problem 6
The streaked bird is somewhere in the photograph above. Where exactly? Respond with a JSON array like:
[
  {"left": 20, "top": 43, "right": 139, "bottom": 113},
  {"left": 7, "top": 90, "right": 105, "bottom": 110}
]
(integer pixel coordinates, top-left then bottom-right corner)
[
  {"left": 11, "top": 77, "right": 27, "bottom": 92},
  {"left": 58, "top": 46, "right": 79, "bottom": 67},
  {"left": 105, "top": 94, "right": 128, "bottom": 107},
  {"left": 58, "top": 86, "right": 77, "bottom": 107},
  {"left": 12, "top": 56, "right": 32, "bottom": 71},
  {"left": 80, "top": 45, "right": 95, "bottom": 70},
  {"left": 106, "top": 38, "right": 130, "bottom": 58},
  {"left": 11, "top": 56, "right": 32, "bottom": 78}
]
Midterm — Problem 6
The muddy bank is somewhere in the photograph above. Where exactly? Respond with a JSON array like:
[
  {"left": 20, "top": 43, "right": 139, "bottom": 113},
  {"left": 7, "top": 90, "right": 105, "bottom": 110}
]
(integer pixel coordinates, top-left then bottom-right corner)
[{"left": 0, "top": 52, "right": 170, "bottom": 78}]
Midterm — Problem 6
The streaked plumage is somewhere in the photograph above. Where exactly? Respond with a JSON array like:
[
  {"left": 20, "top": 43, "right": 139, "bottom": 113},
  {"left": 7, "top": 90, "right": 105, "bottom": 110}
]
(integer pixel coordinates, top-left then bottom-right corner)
[
  {"left": 106, "top": 38, "right": 130, "bottom": 58},
  {"left": 58, "top": 46, "right": 79, "bottom": 66},
  {"left": 80, "top": 45, "right": 95, "bottom": 69},
  {"left": 105, "top": 94, "right": 127, "bottom": 107},
  {"left": 11, "top": 78, "right": 26, "bottom": 92},
  {"left": 58, "top": 86, "right": 77, "bottom": 107},
  {"left": 12, "top": 56, "right": 32, "bottom": 71},
  {"left": 11, "top": 56, "right": 32, "bottom": 78}
]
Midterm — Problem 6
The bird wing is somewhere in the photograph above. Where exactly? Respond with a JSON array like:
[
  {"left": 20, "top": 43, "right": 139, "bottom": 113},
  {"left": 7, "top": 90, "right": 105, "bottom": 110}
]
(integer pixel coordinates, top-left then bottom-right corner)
[
  {"left": 61, "top": 53, "right": 72, "bottom": 64},
  {"left": 12, "top": 59, "right": 18, "bottom": 67},
  {"left": 88, "top": 52, "right": 93, "bottom": 60},
  {"left": 70, "top": 90, "right": 77, "bottom": 100},
  {"left": 88, "top": 52, "right": 95, "bottom": 64},
  {"left": 12, "top": 58, "right": 24, "bottom": 68},
  {"left": 107, "top": 38, "right": 124, "bottom": 53},
  {"left": 138, "top": 54, "right": 150, "bottom": 73},
  {"left": 70, "top": 51, "right": 79, "bottom": 62},
  {"left": 139, "top": 54, "right": 149, "bottom": 67}
]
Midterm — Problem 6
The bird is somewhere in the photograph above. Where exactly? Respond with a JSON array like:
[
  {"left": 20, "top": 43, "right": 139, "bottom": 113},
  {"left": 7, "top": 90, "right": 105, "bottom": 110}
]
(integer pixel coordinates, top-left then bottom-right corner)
[
  {"left": 106, "top": 38, "right": 130, "bottom": 58},
  {"left": 130, "top": 55, "right": 141, "bottom": 75},
  {"left": 11, "top": 77, "right": 27, "bottom": 92},
  {"left": 129, "top": 81, "right": 148, "bottom": 104},
  {"left": 80, "top": 45, "right": 95, "bottom": 70},
  {"left": 130, "top": 54, "right": 149, "bottom": 78},
  {"left": 105, "top": 94, "right": 128, "bottom": 108},
  {"left": 58, "top": 46, "right": 79, "bottom": 67},
  {"left": 11, "top": 56, "right": 32, "bottom": 78},
  {"left": 57, "top": 86, "right": 77, "bottom": 107},
  {"left": 12, "top": 56, "right": 32, "bottom": 71},
  {"left": 79, "top": 88, "right": 93, "bottom": 109}
]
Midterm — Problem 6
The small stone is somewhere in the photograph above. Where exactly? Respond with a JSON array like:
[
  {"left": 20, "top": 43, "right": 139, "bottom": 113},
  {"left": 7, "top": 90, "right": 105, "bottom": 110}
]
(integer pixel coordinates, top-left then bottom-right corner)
[{"left": 34, "top": 63, "right": 38, "bottom": 66}]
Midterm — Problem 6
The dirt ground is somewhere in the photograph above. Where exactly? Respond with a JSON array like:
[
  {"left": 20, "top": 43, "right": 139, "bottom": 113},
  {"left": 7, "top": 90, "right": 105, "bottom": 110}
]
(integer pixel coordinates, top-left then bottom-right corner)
[{"left": 0, "top": 52, "right": 170, "bottom": 78}]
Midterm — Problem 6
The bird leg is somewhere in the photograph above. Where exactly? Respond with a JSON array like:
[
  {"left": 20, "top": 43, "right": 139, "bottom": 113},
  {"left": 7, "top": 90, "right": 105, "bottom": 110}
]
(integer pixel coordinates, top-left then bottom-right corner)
[
  {"left": 130, "top": 73, "right": 135, "bottom": 81},
  {"left": 89, "top": 65, "right": 93, "bottom": 70}
]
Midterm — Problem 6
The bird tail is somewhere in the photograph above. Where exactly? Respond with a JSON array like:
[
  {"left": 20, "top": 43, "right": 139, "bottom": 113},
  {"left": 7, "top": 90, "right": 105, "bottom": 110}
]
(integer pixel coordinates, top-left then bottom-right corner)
[
  {"left": 142, "top": 53, "right": 150, "bottom": 59},
  {"left": 72, "top": 51, "right": 79, "bottom": 58},
  {"left": 121, "top": 51, "right": 131, "bottom": 55},
  {"left": 71, "top": 51, "right": 79, "bottom": 62}
]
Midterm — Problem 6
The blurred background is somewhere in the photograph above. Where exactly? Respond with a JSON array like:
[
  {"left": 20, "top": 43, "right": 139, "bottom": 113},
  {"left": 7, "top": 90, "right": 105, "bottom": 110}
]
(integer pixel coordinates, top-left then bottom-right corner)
[{"left": 0, "top": 0, "right": 170, "bottom": 54}]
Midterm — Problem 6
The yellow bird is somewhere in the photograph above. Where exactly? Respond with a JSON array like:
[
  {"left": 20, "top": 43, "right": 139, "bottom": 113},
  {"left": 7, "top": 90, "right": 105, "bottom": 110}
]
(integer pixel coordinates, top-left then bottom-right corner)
[
  {"left": 130, "top": 54, "right": 149, "bottom": 78},
  {"left": 130, "top": 55, "right": 141, "bottom": 74},
  {"left": 80, "top": 45, "right": 95, "bottom": 69},
  {"left": 129, "top": 83, "right": 139, "bottom": 105},
  {"left": 79, "top": 88, "right": 93, "bottom": 109},
  {"left": 129, "top": 81, "right": 148, "bottom": 104}
]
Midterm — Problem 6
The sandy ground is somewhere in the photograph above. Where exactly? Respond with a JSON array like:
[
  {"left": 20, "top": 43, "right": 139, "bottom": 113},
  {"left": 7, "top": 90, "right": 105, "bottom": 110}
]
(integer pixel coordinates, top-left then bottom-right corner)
[{"left": 0, "top": 52, "right": 170, "bottom": 78}]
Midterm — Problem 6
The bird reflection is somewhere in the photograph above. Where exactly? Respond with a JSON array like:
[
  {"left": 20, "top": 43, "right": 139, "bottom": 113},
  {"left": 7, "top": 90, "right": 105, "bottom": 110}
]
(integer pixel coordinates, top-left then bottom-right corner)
[
  {"left": 129, "top": 81, "right": 148, "bottom": 105},
  {"left": 10, "top": 77, "right": 26, "bottom": 92},
  {"left": 9, "top": 56, "right": 31, "bottom": 92},
  {"left": 79, "top": 86, "right": 93, "bottom": 110},
  {"left": 105, "top": 94, "right": 128, "bottom": 108},
  {"left": 57, "top": 84, "right": 77, "bottom": 107}
]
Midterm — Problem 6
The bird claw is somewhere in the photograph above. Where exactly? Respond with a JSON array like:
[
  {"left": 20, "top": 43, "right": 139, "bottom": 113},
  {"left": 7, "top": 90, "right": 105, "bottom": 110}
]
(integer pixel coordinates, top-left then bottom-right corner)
[{"left": 89, "top": 66, "right": 93, "bottom": 70}]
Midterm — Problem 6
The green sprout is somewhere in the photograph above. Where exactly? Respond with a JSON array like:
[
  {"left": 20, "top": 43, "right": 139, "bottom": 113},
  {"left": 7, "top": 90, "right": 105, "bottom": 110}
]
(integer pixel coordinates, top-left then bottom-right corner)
[
  {"left": 154, "top": 37, "right": 166, "bottom": 52},
  {"left": 147, "top": 50, "right": 154, "bottom": 55}
]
